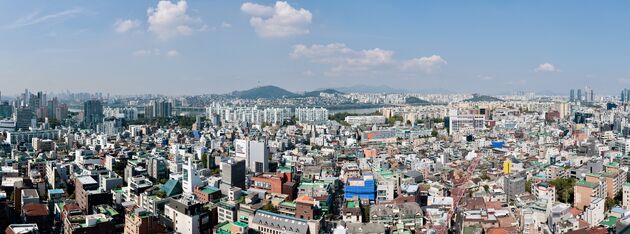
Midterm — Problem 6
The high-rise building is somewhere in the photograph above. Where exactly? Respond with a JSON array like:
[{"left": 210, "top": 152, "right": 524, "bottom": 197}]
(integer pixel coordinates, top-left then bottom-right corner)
[
  {"left": 569, "top": 89, "right": 575, "bottom": 102},
  {"left": 234, "top": 139, "right": 269, "bottom": 173},
  {"left": 0, "top": 101, "right": 12, "bottom": 119},
  {"left": 621, "top": 89, "right": 630, "bottom": 103},
  {"left": 144, "top": 100, "right": 173, "bottom": 119},
  {"left": 220, "top": 158, "right": 246, "bottom": 192},
  {"left": 46, "top": 98, "right": 59, "bottom": 120},
  {"left": 504, "top": 173, "right": 525, "bottom": 201},
  {"left": 13, "top": 107, "right": 34, "bottom": 131},
  {"left": 56, "top": 103, "right": 68, "bottom": 120},
  {"left": 577, "top": 89, "right": 583, "bottom": 102},
  {"left": 83, "top": 100, "right": 104, "bottom": 130}
]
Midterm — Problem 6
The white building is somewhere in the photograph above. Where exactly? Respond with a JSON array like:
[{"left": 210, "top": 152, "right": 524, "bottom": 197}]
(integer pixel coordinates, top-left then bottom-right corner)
[
  {"left": 448, "top": 113, "right": 485, "bottom": 135},
  {"left": 235, "top": 139, "right": 269, "bottom": 173},
  {"left": 344, "top": 116, "right": 386, "bottom": 125},
  {"left": 623, "top": 183, "right": 630, "bottom": 209},
  {"left": 583, "top": 197, "right": 605, "bottom": 226},
  {"left": 532, "top": 182, "right": 556, "bottom": 203},
  {"left": 295, "top": 107, "right": 329, "bottom": 123},
  {"left": 182, "top": 156, "right": 204, "bottom": 194},
  {"left": 164, "top": 197, "right": 208, "bottom": 234}
]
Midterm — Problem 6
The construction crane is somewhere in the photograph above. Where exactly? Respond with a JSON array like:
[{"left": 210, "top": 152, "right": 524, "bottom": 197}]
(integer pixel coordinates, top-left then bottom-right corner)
[{"left": 426, "top": 152, "right": 481, "bottom": 234}]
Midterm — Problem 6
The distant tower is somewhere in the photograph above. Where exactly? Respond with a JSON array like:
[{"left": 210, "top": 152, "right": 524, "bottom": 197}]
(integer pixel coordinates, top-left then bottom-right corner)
[
  {"left": 569, "top": 89, "right": 575, "bottom": 102},
  {"left": 83, "top": 99, "right": 104, "bottom": 130}
]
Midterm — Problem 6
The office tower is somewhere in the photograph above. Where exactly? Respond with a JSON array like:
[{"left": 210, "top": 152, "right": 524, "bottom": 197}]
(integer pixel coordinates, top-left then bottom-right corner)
[
  {"left": 569, "top": 89, "right": 575, "bottom": 102},
  {"left": 589, "top": 89, "right": 594, "bottom": 103},
  {"left": 0, "top": 100, "right": 12, "bottom": 119},
  {"left": 234, "top": 139, "right": 269, "bottom": 173},
  {"left": 83, "top": 100, "right": 104, "bottom": 130},
  {"left": 504, "top": 173, "right": 526, "bottom": 201},
  {"left": 622, "top": 89, "right": 630, "bottom": 103},
  {"left": 577, "top": 89, "right": 583, "bottom": 102},
  {"left": 47, "top": 98, "right": 59, "bottom": 120},
  {"left": 249, "top": 140, "right": 269, "bottom": 173},
  {"left": 221, "top": 158, "right": 246, "bottom": 190},
  {"left": 56, "top": 103, "right": 68, "bottom": 120},
  {"left": 13, "top": 107, "right": 34, "bottom": 130}
]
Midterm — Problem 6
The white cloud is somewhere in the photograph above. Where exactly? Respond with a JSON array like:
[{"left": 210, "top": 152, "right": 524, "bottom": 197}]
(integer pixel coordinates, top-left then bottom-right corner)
[
  {"left": 401, "top": 55, "right": 447, "bottom": 73},
  {"left": 133, "top": 49, "right": 161, "bottom": 56},
  {"left": 292, "top": 43, "right": 443, "bottom": 76},
  {"left": 167, "top": 50, "right": 179, "bottom": 57},
  {"left": 6, "top": 7, "right": 85, "bottom": 29},
  {"left": 221, "top": 22, "right": 232, "bottom": 28},
  {"left": 147, "top": 0, "right": 202, "bottom": 40},
  {"left": 291, "top": 43, "right": 393, "bottom": 73},
  {"left": 240, "top": 2, "right": 275, "bottom": 17},
  {"left": 114, "top": 19, "right": 141, "bottom": 33},
  {"left": 133, "top": 48, "right": 180, "bottom": 57},
  {"left": 241, "top": 1, "right": 312, "bottom": 38},
  {"left": 477, "top": 75, "right": 494, "bottom": 81},
  {"left": 534, "top": 63, "right": 557, "bottom": 72}
]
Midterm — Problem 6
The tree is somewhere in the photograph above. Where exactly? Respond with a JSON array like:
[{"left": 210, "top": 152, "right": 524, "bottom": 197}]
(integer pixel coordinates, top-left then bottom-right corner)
[
  {"left": 387, "top": 115, "right": 404, "bottom": 125},
  {"left": 201, "top": 153, "right": 208, "bottom": 168},
  {"left": 605, "top": 197, "right": 617, "bottom": 211},
  {"left": 549, "top": 178, "right": 576, "bottom": 203},
  {"left": 156, "top": 191, "right": 166, "bottom": 198},
  {"left": 480, "top": 171, "right": 490, "bottom": 181},
  {"left": 431, "top": 130, "right": 438, "bottom": 137},
  {"left": 525, "top": 180, "right": 533, "bottom": 193},
  {"left": 483, "top": 185, "right": 490, "bottom": 192},
  {"left": 362, "top": 204, "right": 370, "bottom": 223},
  {"left": 261, "top": 202, "right": 278, "bottom": 213}
]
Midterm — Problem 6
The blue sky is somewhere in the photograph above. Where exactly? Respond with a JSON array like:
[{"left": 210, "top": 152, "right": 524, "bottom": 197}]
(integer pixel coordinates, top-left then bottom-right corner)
[{"left": 0, "top": 1, "right": 629, "bottom": 95}]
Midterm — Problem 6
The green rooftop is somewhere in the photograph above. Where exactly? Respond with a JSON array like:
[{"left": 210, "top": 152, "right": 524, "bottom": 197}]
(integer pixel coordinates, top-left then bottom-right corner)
[
  {"left": 201, "top": 186, "right": 220, "bottom": 194},
  {"left": 600, "top": 216, "right": 618, "bottom": 228},
  {"left": 607, "top": 162, "right": 620, "bottom": 168},
  {"left": 280, "top": 201, "right": 296, "bottom": 207},
  {"left": 576, "top": 180, "right": 597, "bottom": 188},
  {"left": 347, "top": 200, "right": 357, "bottom": 208}
]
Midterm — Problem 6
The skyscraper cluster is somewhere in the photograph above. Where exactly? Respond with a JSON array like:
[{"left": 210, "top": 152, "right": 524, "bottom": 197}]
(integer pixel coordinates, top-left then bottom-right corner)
[{"left": 569, "top": 87, "right": 594, "bottom": 103}]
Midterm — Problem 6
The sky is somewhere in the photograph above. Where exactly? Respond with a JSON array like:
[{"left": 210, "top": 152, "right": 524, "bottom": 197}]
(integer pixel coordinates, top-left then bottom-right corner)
[{"left": 0, "top": 1, "right": 629, "bottom": 96}]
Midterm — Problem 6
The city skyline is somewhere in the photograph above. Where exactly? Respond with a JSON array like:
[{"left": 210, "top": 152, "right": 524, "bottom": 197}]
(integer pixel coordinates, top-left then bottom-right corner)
[{"left": 1, "top": 1, "right": 629, "bottom": 95}]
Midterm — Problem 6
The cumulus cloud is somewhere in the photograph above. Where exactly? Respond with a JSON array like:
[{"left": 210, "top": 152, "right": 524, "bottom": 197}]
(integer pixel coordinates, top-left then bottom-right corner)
[
  {"left": 147, "top": 0, "right": 202, "bottom": 40},
  {"left": 292, "top": 43, "right": 445, "bottom": 75},
  {"left": 114, "top": 19, "right": 141, "bottom": 33},
  {"left": 241, "top": 1, "right": 312, "bottom": 38},
  {"left": 535, "top": 63, "right": 557, "bottom": 72},
  {"left": 401, "top": 55, "right": 447, "bottom": 73}
]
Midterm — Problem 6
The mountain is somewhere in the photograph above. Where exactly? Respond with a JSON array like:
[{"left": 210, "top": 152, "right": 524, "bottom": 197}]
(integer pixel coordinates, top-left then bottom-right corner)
[
  {"left": 303, "top": 89, "right": 344, "bottom": 97},
  {"left": 405, "top": 96, "right": 431, "bottom": 105},
  {"left": 464, "top": 94, "right": 504, "bottom": 102},
  {"left": 231, "top": 85, "right": 299, "bottom": 99}
]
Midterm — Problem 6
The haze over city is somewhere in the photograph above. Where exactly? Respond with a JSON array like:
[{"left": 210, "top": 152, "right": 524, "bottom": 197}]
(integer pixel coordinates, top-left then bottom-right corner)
[{"left": 2, "top": 1, "right": 629, "bottom": 95}]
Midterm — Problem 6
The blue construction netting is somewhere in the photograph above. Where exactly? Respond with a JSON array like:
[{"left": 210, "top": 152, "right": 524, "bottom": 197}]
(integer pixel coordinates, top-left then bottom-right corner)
[{"left": 344, "top": 179, "right": 376, "bottom": 201}]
